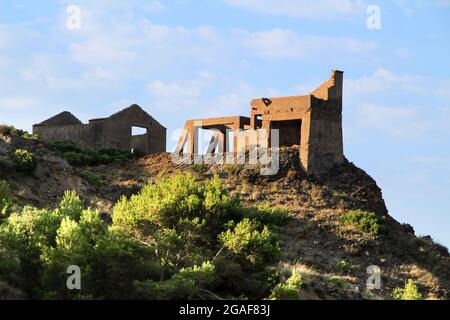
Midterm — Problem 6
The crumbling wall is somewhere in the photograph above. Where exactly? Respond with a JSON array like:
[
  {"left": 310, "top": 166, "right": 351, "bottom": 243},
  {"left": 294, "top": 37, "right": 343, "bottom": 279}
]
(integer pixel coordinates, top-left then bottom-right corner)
[
  {"left": 33, "top": 124, "right": 95, "bottom": 150},
  {"left": 306, "top": 97, "right": 344, "bottom": 173},
  {"left": 33, "top": 105, "right": 166, "bottom": 154}
]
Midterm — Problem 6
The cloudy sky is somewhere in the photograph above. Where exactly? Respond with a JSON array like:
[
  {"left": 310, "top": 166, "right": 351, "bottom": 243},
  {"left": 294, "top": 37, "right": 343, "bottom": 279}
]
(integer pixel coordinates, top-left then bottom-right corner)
[{"left": 0, "top": 0, "right": 449, "bottom": 247}]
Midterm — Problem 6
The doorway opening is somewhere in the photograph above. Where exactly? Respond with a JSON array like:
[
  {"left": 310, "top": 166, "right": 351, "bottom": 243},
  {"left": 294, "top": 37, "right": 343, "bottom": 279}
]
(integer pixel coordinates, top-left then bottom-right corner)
[
  {"left": 131, "top": 126, "right": 149, "bottom": 154},
  {"left": 270, "top": 119, "right": 301, "bottom": 147}
]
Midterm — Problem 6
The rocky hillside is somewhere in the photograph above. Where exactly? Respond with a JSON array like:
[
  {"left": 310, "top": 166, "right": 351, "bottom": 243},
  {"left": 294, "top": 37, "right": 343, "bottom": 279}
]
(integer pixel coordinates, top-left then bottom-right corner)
[{"left": 1, "top": 133, "right": 449, "bottom": 300}]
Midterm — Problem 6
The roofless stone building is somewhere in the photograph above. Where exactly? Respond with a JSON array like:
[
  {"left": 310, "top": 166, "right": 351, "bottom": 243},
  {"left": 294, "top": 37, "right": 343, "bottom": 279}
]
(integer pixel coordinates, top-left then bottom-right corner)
[
  {"left": 175, "top": 70, "right": 345, "bottom": 174},
  {"left": 33, "top": 104, "right": 166, "bottom": 154}
]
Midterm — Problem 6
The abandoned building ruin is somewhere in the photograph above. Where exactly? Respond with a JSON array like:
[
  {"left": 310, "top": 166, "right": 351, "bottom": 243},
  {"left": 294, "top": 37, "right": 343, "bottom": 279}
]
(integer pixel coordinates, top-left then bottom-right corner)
[
  {"left": 33, "top": 70, "right": 344, "bottom": 175},
  {"left": 175, "top": 70, "right": 345, "bottom": 174},
  {"left": 33, "top": 104, "right": 166, "bottom": 154}
]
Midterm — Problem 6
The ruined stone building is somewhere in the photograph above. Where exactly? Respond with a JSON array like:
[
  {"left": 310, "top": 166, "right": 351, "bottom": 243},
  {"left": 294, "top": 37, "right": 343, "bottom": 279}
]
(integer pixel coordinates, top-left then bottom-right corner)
[
  {"left": 175, "top": 70, "right": 345, "bottom": 174},
  {"left": 33, "top": 104, "right": 166, "bottom": 154}
]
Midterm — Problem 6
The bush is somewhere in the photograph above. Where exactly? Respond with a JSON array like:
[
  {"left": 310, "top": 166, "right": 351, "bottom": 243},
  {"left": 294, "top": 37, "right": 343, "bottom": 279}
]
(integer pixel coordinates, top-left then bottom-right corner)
[
  {"left": 51, "top": 141, "right": 134, "bottom": 167},
  {"left": 0, "top": 125, "right": 14, "bottom": 136},
  {"left": 0, "top": 180, "right": 15, "bottom": 220},
  {"left": 10, "top": 128, "right": 40, "bottom": 141},
  {"left": 1, "top": 174, "right": 291, "bottom": 300},
  {"left": 113, "top": 173, "right": 287, "bottom": 299},
  {"left": 342, "top": 210, "right": 384, "bottom": 236},
  {"left": 135, "top": 261, "right": 215, "bottom": 300},
  {"left": 219, "top": 218, "right": 280, "bottom": 267},
  {"left": 392, "top": 279, "right": 423, "bottom": 300},
  {"left": 51, "top": 141, "right": 81, "bottom": 153},
  {"left": 244, "top": 203, "right": 292, "bottom": 226},
  {"left": 269, "top": 270, "right": 302, "bottom": 300},
  {"left": 13, "top": 149, "right": 37, "bottom": 173},
  {"left": 336, "top": 259, "right": 356, "bottom": 274},
  {"left": 79, "top": 170, "right": 103, "bottom": 187},
  {"left": 0, "top": 191, "right": 154, "bottom": 299},
  {"left": 0, "top": 125, "right": 39, "bottom": 140}
]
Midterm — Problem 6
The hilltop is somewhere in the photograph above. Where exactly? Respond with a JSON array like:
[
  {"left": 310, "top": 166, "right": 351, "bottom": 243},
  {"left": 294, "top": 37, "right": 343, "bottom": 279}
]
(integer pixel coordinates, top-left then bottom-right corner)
[{"left": 0, "top": 130, "right": 449, "bottom": 300}]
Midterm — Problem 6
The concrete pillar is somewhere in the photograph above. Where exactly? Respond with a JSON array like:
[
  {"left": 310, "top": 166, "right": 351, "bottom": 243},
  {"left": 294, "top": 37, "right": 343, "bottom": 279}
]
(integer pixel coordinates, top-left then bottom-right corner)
[{"left": 218, "top": 129, "right": 227, "bottom": 153}]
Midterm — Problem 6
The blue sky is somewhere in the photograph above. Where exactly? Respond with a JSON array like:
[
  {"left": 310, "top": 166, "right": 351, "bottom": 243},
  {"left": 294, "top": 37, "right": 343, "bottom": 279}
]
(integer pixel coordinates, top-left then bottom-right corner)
[{"left": 0, "top": 0, "right": 449, "bottom": 247}]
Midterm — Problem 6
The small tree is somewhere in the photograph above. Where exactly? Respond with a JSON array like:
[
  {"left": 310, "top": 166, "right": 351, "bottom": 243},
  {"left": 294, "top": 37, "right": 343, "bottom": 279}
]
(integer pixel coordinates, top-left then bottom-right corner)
[
  {"left": 392, "top": 279, "right": 423, "bottom": 300},
  {"left": 13, "top": 149, "right": 37, "bottom": 173}
]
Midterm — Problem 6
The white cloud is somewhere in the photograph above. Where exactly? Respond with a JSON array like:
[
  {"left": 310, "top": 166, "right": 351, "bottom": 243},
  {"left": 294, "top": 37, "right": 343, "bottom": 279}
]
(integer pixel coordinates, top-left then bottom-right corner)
[
  {"left": 0, "top": 97, "right": 37, "bottom": 110},
  {"left": 358, "top": 104, "right": 431, "bottom": 139},
  {"left": 224, "top": 0, "right": 366, "bottom": 19},
  {"left": 346, "top": 67, "right": 449, "bottom": 97},
  {"left": 344, "top": 68, "right": 450, "bottom": 141},
  {"left": 233, "top": 28, "right": 376, "bottom": 59},
  {"left": 147, "top": 80, "right": 203, "bottom": 99}
]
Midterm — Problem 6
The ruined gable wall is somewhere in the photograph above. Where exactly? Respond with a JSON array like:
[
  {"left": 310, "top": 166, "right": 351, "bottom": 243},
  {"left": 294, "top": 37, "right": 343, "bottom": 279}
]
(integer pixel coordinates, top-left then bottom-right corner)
[{"left": 103, "top": 107, "right": 166, "bottom": 153}]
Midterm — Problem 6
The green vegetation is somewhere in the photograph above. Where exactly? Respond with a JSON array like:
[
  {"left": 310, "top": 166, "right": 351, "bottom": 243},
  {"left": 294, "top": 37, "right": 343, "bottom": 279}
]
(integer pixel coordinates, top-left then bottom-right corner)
[
  {"left": 392, "top": 279, "right": 423, "bottom": 300},
  {"left": 342, "top": 210, "right": 385, "bottom": 236},
  {"left": 336, "top": 259, "right": 357, "bottom": 274},
  {"left": 268, "top": 270, "right": 302, "bottom": 300},
  {"left": 326, "top": 276, "right": 348, "bottom": 298},
  {"left": 244, "top": 202, "right": 292, "bottom": 226},
  {"left": 51, "top": 140, "right": 135, "bottom": 167},
  {"left": 0, "top": 180, "right": 15, "bottom": 220},
  {"left": 13, "top": 149, "right": 37, "bottom": 173},
  {"left": 79, "top": 170, "right": 103, "bottom": 187},
  {"left": 0, "top": 125, "right": 13, "bottom": 136},
  {"left": 0, "top": 125, "right": 40, "bottom": 140},
  {"left": 0, "top": 175, "right": 294, "bottom": 300}
]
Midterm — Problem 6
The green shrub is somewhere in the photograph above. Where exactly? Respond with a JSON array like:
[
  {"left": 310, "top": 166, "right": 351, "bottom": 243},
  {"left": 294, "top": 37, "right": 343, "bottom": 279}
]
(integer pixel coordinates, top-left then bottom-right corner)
[
  {"left": 219, "top": 218, "right": 280, "bottom": 267},
  {"left": 269, "top": 270, "right": 302, "bottom": 300},
  {"left": 13, "top": 149, "right": 37, "bottom": 173},
  {"left": 0, "top": 126, "right": 39, "bottom": 140},
  {"left": 244, "top": 203, "right": 292, "bottom": 226},
  {"left": 113, "top": 173, "right": 285, "bottom": 299},
  {"left": 0, "top": 180, "right": 15, "bottom": 219},
  {"left": 51, "top": 141, "right": 81, "bottom": 153},
  {"left": 10, "top": 128, "right": 40, "bottom": 141},
  {"left": 336, "top": 259, "right": 356, "bottom": 274},
  {"left": 392, "top": 279, "right": 423, "bottom": 300},
  {"left": 0, "top": 125, "right": 14, "bottom": 136},
  {"left": 79, "top": 170, "right": 103, "bottom": 187},
  {"left": 0, "top": 174, "right": 291, "bottom": 300},
  {"left": 52, "top": 141, "right": 134, "bottom": 167},
  {"left": 342, "top": 210, "right": 384, "bottom": 236},
  {"left": 135, "top": 261, "right": 215, "bottom": 300},
  {"left": 0, "top": 191, "right": 154, "bottom": 299}
]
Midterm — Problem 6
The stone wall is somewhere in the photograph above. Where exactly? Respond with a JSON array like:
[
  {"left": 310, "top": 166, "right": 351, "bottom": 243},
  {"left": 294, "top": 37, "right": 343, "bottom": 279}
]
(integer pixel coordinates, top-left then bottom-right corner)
[{"left": 33, "top": 105, "right": 166, "bottom": 154}]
